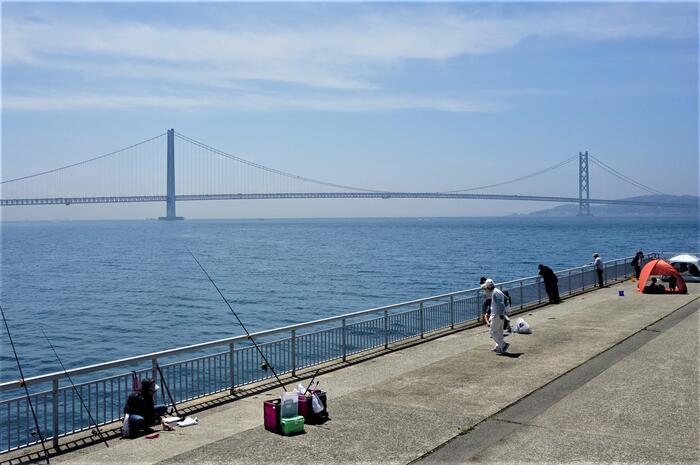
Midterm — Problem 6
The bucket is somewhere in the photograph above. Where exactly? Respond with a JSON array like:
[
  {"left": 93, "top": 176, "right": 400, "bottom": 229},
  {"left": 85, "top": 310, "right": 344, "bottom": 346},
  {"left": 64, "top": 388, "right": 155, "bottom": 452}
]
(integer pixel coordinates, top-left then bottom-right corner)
[
  {"left": 618, "top": 290, "right": 625, "bottom": 297},
  {"left": 280, "top": 392, "right": 299, "bottom": 418}
]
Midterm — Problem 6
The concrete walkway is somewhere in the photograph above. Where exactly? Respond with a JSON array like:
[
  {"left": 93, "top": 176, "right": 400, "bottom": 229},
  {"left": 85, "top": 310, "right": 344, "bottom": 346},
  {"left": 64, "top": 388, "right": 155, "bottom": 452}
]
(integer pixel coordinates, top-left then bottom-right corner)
[{"left": 7, "top": 280, "right": 698, "bottom": 465}]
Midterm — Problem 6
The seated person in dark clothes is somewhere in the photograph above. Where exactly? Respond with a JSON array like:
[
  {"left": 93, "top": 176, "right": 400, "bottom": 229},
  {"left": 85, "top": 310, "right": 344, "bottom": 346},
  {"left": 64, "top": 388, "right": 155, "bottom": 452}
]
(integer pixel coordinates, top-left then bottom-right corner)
[
  {"left": 123, "top": 378, "right": 167, "bottom": 437},
  {"left": 668, "top": 275, "right": 678, "bottom": 292},
  {"left": 644, "top": 277, "right": 666, "bottom": 294}
]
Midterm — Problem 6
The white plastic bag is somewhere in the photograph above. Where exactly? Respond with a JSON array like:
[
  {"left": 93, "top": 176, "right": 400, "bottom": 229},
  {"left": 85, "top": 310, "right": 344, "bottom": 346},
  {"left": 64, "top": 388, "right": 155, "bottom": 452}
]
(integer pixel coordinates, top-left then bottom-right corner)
[
  {"left": 122, "top": 413, "right": 130, "bottom": 438},
  {"left": 177, "top": 416, "right": 198, "bottom": 427},
  {"left": 515, "top": 317, "right": 532, "bottom": 334},
  {"left": 311, "top": 393, "right": 324, "bottom": 414}
]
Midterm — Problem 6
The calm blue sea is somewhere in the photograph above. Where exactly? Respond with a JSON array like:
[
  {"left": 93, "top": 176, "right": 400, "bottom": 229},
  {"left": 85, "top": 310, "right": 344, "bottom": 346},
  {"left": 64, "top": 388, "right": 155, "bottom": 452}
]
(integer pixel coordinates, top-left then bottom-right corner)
[{"left": 1, "top": 216, "right": 697, "bottom": 381}]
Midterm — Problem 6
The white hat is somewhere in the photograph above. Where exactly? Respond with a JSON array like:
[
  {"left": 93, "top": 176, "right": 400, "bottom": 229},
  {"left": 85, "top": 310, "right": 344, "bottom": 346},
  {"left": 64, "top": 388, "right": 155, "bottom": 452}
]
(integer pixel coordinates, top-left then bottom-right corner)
[{"left": 481, "top": 279, "right": 495, "bottom": 289}]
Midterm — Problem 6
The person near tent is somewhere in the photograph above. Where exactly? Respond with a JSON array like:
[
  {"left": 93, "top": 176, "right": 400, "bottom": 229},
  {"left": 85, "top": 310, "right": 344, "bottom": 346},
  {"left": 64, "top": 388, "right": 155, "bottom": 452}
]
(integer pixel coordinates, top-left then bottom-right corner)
[
  {"left": 480, "top": 277, "right": 492, "bottom": 322},
  {"left": 631, "top": 251, "right": 644, "bottom": 279},
  {"left": 484, "top": 279, "right": 509, "bottom": 354},
  {"left": 668, "top": 275, "right": 677, "bottom": 292},
  {"left": 645, "top": 277, "right": 665, "bottom": 294},
  {"left": 538, "top": 264, "right": 560, "bottom": 304},
  {"left": 689, "top": 263, "right": 700, "bottom": 277},
  {"left": 123, "top": 378, "right": 168, "bottom": 438},
  {"left": 593, "top": 253, "right": 604, "bottom": 287},
  {"left": 638, "top": 259, "right": 687, "bottom": 295}
]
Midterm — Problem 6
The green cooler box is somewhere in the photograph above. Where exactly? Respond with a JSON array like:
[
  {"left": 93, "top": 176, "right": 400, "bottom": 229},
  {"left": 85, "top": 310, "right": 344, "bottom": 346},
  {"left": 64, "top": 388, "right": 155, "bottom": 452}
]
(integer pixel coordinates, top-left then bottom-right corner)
[{"left": 280, "top": 415, "right": 305, "bottom": 435}]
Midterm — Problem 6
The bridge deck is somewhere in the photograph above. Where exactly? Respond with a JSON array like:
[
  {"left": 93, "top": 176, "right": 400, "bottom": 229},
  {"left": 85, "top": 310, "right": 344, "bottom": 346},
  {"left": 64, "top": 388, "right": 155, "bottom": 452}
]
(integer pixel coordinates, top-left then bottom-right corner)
[{"left": 1, "top": 192, "right": 694, "bottom": 208}]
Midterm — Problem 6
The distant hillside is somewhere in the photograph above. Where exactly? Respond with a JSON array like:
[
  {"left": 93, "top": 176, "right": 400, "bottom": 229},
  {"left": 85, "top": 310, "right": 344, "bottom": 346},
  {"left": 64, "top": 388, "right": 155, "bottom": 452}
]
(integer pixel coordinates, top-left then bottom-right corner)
[{"left": 528, "top": 195, "right": 699, "bottom": 217}]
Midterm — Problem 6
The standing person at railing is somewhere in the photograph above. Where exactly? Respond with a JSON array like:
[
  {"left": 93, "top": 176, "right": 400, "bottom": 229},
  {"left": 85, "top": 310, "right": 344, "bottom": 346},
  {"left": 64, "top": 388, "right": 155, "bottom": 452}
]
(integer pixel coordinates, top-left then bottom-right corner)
[
  {"left": 538, "top": 264, "right": 560, "bottom": 304},
  {"left": 631, "top": 251, "right": 644, "bottom": 279},
  {"left": 593, "top": 253, "right": 605, "bottom": 288},
  {"left": 123, "top": 378, "right": 168, "bottom": 438},
  {"left": 484, "top": 279, "right": 509, "bottom": 354}
]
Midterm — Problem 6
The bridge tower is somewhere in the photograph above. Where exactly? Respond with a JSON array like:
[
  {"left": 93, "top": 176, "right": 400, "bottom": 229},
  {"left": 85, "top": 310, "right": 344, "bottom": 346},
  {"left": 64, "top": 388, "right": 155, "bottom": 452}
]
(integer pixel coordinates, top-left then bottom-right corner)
[
  {"left": 158, "top": 128, "right": 184, "bottom": 220},
  {"left": 578, "top": 151, "right": 591, "bottom": 216}
]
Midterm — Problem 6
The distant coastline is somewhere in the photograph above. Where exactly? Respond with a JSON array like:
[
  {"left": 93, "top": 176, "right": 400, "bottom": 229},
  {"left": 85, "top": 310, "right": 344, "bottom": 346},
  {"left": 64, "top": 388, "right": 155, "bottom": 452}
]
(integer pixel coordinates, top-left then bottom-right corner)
[{"left": 526, "top": 195, "right": 699, "bottom": 217}]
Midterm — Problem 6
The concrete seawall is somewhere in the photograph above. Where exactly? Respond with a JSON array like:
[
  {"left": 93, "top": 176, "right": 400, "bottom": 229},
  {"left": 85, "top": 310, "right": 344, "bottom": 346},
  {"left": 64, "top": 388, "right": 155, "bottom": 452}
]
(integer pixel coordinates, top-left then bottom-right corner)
[{"left": 7, "top": 280, "right": 698, "bottom": 465}]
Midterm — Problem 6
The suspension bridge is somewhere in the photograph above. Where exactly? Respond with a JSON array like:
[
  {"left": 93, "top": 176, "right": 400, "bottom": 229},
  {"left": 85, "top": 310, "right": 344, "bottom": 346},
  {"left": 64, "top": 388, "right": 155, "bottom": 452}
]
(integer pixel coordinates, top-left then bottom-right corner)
[{"left": 1, "top": 129, "right": 695, "bottom": 219}]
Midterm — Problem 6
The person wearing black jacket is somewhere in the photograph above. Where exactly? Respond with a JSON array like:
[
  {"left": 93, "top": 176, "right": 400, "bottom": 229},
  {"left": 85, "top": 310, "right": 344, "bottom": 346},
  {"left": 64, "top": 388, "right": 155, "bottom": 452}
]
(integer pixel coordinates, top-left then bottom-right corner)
[
  {"left": 631, "top": 251, "right": 644, "bottom": 279},
  {"left": 123, "top": 378, "right": 167, "bottom": 437},
  {"left": 538, "top": 264, "right": 561, "bottom": 304}
]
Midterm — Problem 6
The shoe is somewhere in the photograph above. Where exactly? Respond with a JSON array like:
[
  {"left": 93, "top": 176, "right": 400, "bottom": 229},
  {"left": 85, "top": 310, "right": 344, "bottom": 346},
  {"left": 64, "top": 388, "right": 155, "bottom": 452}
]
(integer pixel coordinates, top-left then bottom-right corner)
[
  {"left": 491, "top": 346, "right": 499, "bottom": 352},
  {"left": 502, "top": 342, "right": 510, "bottom": 353}
]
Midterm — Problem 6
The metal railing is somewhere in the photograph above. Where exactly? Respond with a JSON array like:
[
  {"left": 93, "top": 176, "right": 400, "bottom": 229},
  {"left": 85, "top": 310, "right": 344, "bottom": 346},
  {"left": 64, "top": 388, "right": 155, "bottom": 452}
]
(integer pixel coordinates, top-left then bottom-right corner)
[{"left": 0, "top": 255, "right": 635, "bottom": 453}]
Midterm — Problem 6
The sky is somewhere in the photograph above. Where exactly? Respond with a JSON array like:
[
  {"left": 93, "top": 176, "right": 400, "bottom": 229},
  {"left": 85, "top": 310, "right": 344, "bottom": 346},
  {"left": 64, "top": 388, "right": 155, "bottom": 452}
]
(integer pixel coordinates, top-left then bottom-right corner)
[{"left": 1, "top": 1, "right": 698, "bottom": 220}]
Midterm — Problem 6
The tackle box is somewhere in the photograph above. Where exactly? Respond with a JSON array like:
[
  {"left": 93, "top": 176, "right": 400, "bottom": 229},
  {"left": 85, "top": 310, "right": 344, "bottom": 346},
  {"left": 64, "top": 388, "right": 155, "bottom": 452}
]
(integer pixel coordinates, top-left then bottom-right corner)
[{"left": 280, "top": 415, "right": 305, "bottom": 436}]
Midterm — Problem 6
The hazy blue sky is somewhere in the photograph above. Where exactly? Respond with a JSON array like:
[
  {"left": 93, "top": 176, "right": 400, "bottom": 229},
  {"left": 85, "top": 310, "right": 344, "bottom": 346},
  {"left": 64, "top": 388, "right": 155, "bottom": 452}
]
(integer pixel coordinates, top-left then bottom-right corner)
[{"left": 1, "top": 2, "right": 697, "bottom": 220}]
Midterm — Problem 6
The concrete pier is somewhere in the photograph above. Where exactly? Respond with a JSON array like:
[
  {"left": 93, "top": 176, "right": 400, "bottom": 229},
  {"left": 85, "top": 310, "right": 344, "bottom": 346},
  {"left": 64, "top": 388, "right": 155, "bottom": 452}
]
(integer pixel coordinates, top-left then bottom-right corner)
[{"left": 8, "top": 280, "right": 698, "bottom": 465}]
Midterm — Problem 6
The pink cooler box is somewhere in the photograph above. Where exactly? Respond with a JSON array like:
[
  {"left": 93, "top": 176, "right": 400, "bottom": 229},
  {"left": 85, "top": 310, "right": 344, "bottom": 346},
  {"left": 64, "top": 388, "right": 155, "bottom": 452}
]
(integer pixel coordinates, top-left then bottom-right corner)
[{"left": 263, "top": 399, "right": 281, "bottom": 433}]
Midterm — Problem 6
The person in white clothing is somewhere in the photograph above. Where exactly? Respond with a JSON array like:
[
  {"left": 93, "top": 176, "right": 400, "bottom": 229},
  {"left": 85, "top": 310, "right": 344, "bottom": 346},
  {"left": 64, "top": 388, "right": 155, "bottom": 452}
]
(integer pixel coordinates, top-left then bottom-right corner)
[
  {"left": 593, "top": 253, "right": 604, "bottom": 287},
  {"left": 484, "top": 279, "right": 510, "bottom": 354}
]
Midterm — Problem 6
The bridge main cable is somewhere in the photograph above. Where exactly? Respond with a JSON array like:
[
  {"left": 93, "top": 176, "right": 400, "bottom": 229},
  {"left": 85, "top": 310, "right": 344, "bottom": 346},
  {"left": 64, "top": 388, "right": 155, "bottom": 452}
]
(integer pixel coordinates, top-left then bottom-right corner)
[{"left": 0, "top": 132, "right": 167, "bottom": 185}]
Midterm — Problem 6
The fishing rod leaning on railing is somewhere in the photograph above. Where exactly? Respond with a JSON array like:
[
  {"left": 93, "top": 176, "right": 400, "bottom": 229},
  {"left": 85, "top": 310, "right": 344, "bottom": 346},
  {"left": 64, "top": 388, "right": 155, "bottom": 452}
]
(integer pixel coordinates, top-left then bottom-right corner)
[{"left": 1, "top": 304, "right": 51, "bottom": 463}]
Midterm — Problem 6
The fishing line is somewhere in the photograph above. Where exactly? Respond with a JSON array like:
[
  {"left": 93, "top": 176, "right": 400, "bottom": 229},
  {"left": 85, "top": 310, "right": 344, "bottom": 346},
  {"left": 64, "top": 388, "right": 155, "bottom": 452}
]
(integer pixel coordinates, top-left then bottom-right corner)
[
  {"left": 186, "top": 249, "right": 287, "bottom": 393},
  {"left": 0, "top": 304, "right": 51, "bottom": 463},
  {"left": 39, "top": 327, "right": 109, "bottom": 447}
]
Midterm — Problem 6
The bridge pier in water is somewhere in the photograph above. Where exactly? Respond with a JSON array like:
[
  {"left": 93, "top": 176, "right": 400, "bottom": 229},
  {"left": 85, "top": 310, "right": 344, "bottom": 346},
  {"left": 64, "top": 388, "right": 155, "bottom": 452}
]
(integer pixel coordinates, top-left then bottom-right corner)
[{"left": 159, "top": 128, "right": 184, "bottom": 220}]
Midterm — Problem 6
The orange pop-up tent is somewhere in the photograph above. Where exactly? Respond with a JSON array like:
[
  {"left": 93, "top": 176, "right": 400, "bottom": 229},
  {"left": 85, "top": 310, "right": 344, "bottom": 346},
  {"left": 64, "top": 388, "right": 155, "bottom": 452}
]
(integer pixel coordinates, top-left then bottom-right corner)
[{"left": 638, "top": 259, "right": 687, "bottom": 294}]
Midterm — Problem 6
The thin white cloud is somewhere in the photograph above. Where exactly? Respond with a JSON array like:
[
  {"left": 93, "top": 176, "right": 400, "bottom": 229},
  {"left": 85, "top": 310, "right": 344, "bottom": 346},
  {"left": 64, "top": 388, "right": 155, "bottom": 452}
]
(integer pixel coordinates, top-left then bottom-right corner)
[
  {"left": 2, "top": 91, "right": 504, "bottom": 113},
  {"left": 1, "top": 3, "right": 696, "bottom": 111}
]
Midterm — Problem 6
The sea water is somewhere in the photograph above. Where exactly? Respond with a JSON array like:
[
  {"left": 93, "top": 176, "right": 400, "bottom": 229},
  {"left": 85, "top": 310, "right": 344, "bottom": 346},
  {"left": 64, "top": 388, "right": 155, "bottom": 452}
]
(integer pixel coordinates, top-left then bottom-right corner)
[{"left": 1, "top": 216, "right": 697, "bottom": 380}]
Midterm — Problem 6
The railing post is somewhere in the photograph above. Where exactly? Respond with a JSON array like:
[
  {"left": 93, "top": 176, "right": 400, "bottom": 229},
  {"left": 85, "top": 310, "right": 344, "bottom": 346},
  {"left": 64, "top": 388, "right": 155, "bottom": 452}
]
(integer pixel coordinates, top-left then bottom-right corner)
[
  {"left": 151, "top": 358, "right": 158, "bottom": 386},
  {"left": 449, "top": 295, "right": 455, "bottom": 329},
  {"left": 341, "top": 319, "right": 347, "bottom": 362},
  {"left": 519, "top": 282, "right": 524, "bottom": 310},
  {"left": 52, "top": 379, "right": 59, "bottom": 450},
  {"left": 537, "top": 277, "right": 542, "bottom": 303},
  {"left": 384, "top": 310, "right": 389, "bottom": 349},
  {"left": 229, "top": 342, "right": 235, "bottom": 394},
  {"left": 568, "top": 270, "right": 572, "bottom": 295},
  {"left": 290, "top": 330, "right": 297, "bottom": 377},
  {"left": 476, "top": 288, "right": 481, "bottom": 321},
  {"left": 624, "top": 258, "right": 627, "bottom": 278},
  {"left": 419, "top": 302, "right": 424, "bottom": 338},
  {"left": 582, "top": 268, "right": 585, "bottom": 291}
]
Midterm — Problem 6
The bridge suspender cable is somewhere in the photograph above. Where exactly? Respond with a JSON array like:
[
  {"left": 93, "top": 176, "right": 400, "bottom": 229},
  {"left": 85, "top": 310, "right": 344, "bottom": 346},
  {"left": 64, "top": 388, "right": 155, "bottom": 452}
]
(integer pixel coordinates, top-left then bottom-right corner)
[
  {"left": 174, "top": 131, "right": 388, "bottom": 193},
  {"left": 0, "top": 133, "right": 167, "bottom": 185},
  {"left": 588, "top": 155, "right": 665, "bottom": 195}
]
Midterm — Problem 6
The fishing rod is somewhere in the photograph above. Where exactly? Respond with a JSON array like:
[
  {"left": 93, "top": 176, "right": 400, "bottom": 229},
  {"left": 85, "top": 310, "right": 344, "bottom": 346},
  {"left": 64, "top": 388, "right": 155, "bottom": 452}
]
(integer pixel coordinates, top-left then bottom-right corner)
[
  {"left": 155, "top": 362, "right": 181, "bottom": 419},
  {"left": 304, "top": 369, "right": 320, "bottom": 395},
  {"left": 40, "top": 327, "right": 109, "bottom": 448},
  {"left": 187, "top": 249, "right": 287, "bottom": 393},
  {"left": 0, "top": 304, "right": 51, "bottom": 464}
]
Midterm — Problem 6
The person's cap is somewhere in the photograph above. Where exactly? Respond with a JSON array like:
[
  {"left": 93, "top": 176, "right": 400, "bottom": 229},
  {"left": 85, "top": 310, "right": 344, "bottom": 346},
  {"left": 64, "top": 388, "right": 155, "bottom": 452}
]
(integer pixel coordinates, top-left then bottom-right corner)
[
  {"left": 592, "top": 253, "right": 599, "bottom": 258},
  {"left": 483, "top": 279, "right": 495, "bottom": 288},
  {"left": 538, "top": 264, "right": 543, "bottom": 269}
]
